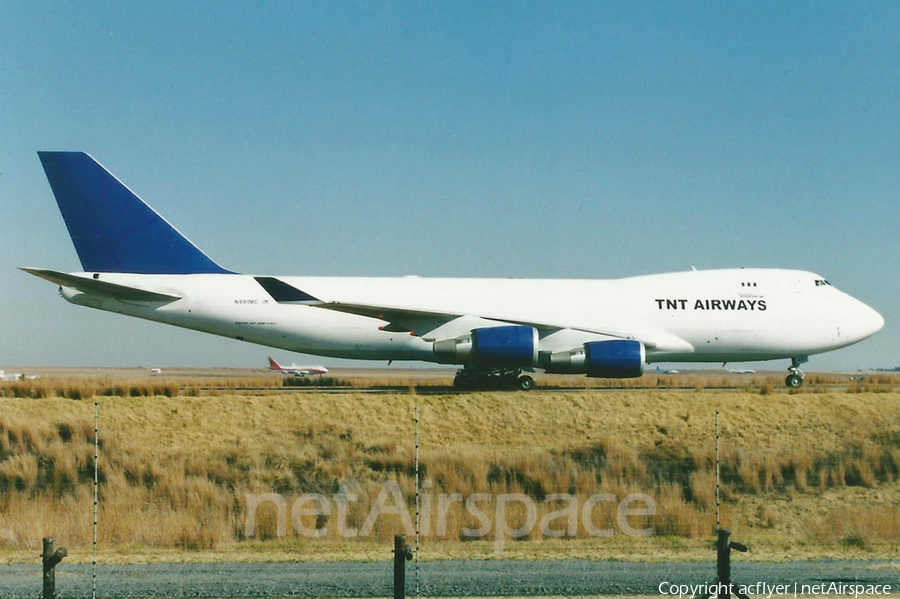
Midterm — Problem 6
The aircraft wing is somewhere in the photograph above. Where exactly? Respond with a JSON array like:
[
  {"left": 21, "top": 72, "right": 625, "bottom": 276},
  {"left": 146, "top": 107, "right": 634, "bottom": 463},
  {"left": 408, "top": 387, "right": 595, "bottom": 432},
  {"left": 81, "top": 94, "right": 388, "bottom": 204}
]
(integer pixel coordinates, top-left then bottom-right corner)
[
  {"left": 257, "top": 277, "right": 691, "bottom": 352},
  {"left": 21, "top": 268, "right": 182, "bottom": 303},
  {"left": 315, "top": 300, "right": 653, "bottom": 346},
  {"left": 315, "top": 302, "right": 462, "bottom": 333}
]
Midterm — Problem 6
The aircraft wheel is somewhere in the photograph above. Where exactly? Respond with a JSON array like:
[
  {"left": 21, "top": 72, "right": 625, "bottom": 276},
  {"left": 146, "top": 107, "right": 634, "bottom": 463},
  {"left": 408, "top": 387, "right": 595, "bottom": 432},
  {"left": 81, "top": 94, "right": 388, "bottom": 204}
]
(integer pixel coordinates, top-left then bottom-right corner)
[
  {"left": 453, "top": 374, "right": 470, "bottom": 390},
  {"left": 517, "top": 375, "right": 535, "bottom": 391},
  {"left": 785, "top": 374, "right": 804, "bottom": 389}
]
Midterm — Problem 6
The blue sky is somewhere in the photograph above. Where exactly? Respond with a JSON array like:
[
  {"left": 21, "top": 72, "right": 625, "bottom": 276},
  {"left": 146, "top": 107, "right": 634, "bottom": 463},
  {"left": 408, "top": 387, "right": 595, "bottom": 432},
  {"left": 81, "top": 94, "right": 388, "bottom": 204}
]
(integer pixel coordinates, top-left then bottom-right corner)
[{"left": 1, "top": 2, "right": 897, "bottom": 370}]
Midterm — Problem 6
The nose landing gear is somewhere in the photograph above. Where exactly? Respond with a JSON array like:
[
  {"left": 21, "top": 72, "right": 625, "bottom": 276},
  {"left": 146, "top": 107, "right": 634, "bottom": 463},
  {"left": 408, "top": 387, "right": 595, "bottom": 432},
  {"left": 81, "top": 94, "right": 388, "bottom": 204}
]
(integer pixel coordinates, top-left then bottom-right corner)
[{"left": 785, "top": 356, "right": 809, "bottom": 388}]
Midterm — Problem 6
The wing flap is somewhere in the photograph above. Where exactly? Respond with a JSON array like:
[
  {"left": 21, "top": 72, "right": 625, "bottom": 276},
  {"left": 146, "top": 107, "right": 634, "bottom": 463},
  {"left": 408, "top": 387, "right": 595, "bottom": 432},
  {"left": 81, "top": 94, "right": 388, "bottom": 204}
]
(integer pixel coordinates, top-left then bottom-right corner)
[{"left": 21, "top": 268, "right": 181, "bottom": 303}]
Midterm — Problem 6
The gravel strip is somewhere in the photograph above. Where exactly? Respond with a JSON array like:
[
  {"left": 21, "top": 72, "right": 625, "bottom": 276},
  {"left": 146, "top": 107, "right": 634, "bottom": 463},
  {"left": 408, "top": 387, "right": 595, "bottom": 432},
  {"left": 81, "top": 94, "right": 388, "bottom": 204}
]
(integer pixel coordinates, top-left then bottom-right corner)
[{"left": 1, "top": 560, "right": 897, "bottom": 598}]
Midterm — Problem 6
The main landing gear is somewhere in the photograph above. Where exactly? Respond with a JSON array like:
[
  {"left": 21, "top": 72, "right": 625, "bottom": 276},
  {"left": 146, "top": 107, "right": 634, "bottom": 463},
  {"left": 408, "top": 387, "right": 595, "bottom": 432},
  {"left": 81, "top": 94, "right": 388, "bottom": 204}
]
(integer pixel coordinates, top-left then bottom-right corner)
[
  {"left": 453, "top": 366, "right": 535, "bottom": 391},
  {"left": 785, "top": 356, "right": 809, "bottom": 388}
]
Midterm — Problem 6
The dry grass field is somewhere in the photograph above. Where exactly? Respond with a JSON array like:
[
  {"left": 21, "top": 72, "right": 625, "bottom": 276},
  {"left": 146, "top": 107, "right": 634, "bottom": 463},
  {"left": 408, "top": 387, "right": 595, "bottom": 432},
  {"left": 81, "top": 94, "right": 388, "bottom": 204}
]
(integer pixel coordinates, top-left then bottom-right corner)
[{"left": 1, "top": 376, "right": 899, "bottom": 563}]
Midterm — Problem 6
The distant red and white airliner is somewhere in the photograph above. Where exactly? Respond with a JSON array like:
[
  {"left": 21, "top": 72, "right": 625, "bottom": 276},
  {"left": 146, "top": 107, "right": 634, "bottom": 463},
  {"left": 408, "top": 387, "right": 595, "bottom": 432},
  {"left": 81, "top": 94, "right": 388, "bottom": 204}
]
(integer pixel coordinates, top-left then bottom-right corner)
[{"left": 267, "top": 357, "right": 328, "bottom": 376}]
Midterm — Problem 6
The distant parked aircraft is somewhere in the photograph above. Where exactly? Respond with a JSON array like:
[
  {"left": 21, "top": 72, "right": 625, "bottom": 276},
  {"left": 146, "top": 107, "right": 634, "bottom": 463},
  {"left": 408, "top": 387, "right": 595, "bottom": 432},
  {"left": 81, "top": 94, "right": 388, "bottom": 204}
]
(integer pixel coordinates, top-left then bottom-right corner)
[
  {"left": 22, "top": 152, "right": 884, "bottom": 390},
  {"left": 724, "top": 363, "right": 756, "bottom": 374},
  {"left": 268, "top": 357, "right": 328, "bottom": 376},
  {"left": 655, "top": 366, "right": 680, "bottom": 374},
  {"left": 0, "top": 371, "right": 38, "bottom": 381}
]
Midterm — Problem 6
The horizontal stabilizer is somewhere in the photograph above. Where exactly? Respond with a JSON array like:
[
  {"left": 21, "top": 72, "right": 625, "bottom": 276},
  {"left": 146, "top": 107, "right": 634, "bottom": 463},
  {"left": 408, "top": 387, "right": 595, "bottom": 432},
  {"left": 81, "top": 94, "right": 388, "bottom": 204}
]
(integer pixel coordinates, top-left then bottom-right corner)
[{"left": 21, "top": 268, "right": 182, "bottom": 302}]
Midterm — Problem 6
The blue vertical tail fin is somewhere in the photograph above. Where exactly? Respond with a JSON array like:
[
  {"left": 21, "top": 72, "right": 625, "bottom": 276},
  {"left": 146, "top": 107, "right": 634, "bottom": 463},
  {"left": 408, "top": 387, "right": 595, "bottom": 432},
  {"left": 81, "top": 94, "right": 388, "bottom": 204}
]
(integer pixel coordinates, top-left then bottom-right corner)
[{"left": 37, "top": 152, "right": 232, "bottom": 274}]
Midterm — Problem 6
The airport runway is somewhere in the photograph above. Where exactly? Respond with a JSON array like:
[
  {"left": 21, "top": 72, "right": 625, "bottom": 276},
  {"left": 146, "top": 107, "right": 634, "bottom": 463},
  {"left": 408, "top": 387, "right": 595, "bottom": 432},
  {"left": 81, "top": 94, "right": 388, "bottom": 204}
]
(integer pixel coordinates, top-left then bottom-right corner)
[{"left": 2, "top": 559, "right": 897, "bottom": 598}]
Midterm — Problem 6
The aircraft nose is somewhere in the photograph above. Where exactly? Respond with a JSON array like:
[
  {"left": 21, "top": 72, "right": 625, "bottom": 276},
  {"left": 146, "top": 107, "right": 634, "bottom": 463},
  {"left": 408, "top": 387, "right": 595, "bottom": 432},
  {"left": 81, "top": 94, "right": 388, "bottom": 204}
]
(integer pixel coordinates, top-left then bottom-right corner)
[
  {"left": 866, "top": 304, "right": 885, "bottom": 335},
  {"left": 851, "top": 300, "right": 884, "bottom": 341}
]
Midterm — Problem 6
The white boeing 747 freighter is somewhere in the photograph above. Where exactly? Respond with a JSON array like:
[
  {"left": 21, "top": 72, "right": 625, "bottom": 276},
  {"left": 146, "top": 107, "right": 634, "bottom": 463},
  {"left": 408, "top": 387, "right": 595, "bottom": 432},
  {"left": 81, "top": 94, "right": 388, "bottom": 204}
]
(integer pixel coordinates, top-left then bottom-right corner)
[{"left": 23, "top": 152, "right": 883, "bottom": 390}]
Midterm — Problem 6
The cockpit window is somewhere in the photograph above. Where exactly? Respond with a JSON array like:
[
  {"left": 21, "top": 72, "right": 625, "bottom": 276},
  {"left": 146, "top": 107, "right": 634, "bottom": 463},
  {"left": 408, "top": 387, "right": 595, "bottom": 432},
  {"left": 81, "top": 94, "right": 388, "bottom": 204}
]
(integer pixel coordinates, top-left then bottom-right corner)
[{"left": 814, "top": 279, "right": 831, "bottom": 287}]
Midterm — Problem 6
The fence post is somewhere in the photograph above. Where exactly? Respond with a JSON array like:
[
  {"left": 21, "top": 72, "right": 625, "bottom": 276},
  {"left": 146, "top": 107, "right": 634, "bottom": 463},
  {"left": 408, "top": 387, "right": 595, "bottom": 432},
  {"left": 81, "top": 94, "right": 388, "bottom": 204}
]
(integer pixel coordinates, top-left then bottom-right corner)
[
  {"left": 716, "top": 529, "right": 730, "bottom": 599},
  {"left": 393, "top": 534, "right": 412, "bottom": 599},
  {"left": 42, "top": 537, "right": 67, "bottom": 599},
  {"left": 695, "top": 529, "right": 749, "bottom": 599}
]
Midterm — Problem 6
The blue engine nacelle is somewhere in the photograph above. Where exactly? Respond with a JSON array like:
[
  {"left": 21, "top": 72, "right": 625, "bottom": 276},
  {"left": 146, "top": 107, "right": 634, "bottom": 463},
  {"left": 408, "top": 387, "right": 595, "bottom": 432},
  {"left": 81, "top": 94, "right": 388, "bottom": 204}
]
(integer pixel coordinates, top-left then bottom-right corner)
[
  {"left": 544, "top": 339, "right": 645, "bottom": 378},
  {"left": 584, "top": 340, "right": 645, "bottom": 378},
  {"left": 433, "top": 325, "right": 538, "bottom": 366}
]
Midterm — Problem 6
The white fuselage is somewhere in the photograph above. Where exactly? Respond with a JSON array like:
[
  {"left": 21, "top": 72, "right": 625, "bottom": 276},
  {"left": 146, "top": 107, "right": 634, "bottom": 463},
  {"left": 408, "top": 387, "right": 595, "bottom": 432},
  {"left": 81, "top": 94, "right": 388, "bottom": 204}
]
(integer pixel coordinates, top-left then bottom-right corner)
[{"left": 58, "top": 268, "right": 883, "bottom": 367}]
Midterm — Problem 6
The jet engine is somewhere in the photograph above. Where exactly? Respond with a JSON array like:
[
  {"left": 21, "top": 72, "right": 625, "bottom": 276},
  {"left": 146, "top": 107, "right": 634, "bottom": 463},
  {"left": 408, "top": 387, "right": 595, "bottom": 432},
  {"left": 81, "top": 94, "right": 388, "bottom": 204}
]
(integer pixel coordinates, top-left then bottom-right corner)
[
  {"left": 544, "top": 339, "right": 645, "bottom": 378},
  {"left": 433, "top": 325, "right": 538, "bottom": 366}
]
